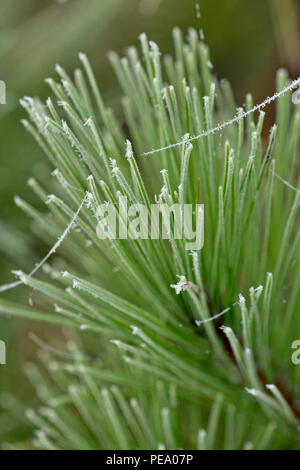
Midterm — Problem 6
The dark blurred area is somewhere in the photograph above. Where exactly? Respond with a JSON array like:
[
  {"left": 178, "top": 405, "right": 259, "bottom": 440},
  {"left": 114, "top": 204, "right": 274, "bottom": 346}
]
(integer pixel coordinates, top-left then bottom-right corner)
[{"left": 0, "top": 0, "right": 299, "bottom": 443}]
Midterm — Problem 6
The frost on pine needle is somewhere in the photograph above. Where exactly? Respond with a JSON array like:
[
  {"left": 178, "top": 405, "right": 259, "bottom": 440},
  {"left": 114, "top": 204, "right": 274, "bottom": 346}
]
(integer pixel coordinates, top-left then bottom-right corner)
[
  {"left": 0, "top": 28, "right": 300, "bottom": 450},
  {"left": 170, "top": 275, "right": 199, "bottom": 295}
]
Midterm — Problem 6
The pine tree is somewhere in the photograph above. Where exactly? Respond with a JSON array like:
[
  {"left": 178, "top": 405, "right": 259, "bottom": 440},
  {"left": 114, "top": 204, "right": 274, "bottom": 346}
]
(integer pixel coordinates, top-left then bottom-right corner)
[{"left": 1, "top": 28, "right": 300, "bottom": 450}]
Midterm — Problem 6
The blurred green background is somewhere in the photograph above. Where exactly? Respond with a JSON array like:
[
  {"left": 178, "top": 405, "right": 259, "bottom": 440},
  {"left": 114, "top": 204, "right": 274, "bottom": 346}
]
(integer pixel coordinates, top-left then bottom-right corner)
[{"left": 0, "top": 0, "right": 299, "bottom": 444}]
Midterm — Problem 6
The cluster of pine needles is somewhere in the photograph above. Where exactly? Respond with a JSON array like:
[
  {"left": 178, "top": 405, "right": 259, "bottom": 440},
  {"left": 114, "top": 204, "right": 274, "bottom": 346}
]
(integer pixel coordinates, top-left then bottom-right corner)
[{"left": 0, "top": 28, "right": 300, "bottom": 449}]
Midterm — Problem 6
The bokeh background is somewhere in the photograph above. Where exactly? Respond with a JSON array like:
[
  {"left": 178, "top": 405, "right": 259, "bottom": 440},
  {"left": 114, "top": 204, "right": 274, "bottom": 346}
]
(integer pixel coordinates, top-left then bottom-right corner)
[{"left": 0, "top": 0, "right": 300, "bottom": 445}]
